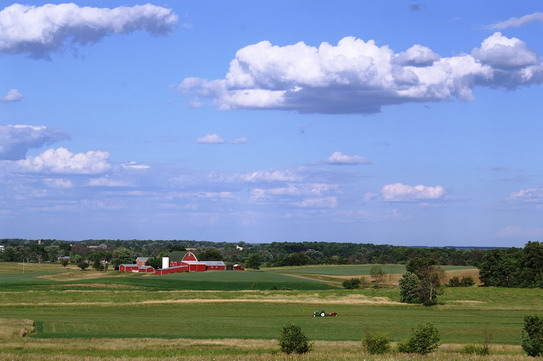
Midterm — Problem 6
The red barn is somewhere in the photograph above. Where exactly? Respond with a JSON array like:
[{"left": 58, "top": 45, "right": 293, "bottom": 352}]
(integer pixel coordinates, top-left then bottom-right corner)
[{"left": 119, "top": 264, "right": 155, "bottom": 273}]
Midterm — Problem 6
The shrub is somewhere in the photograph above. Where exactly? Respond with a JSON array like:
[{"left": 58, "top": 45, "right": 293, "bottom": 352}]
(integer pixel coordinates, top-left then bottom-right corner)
[
  {"left": 362, "top": 330, "right": 391, "bottom": 354},
  {"left": 397, "top": 323, "right": 440, "bottom": 355},
  {"left": 279, "top": 323, "right": 311, "bottom": 354},
  {"left": 462, "top": 344, "right": 490, "bottom": 356},
  {"left": 522, "top": 315, "right": 543, "bottom": 357},
  {"left": 343, "top": 278, "right": 361, "bottom": 289},
  {"left": 77, "top": 261, "right": 89, "bottom": 271},
  {"left": 460, "top": 276, "right": 475, "bottom": 287},
  {"left": 447, "top": 276, "right": 461, "bottom": 287},
  {"left": 399, "top": 272, "right": 420, "bottom": 303}
]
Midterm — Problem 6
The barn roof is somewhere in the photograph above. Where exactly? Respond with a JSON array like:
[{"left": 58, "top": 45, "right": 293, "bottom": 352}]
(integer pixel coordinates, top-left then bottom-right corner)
[
  {"left": 119, "top": 264, "right": 138, "bottom": 267},
  {"left": 202, "top": 261, "right": 226, "bottom": 266},
  {"left": 169, "top": 251, "right": 188, "bottom": 262}
]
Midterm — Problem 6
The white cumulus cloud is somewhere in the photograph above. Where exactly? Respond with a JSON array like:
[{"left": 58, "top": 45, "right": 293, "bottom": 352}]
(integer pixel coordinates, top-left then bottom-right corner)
[
  {"left": 0, "top": 3, "right": 177, "bottom": 58},
  {"left": 180, "top": 33, "right": 543, "bottom": 114},
  {"left": 0, "top": 124, "right": 69, "bottom": 160},
  {"left": 325, "top": 151, "right": 371, "bottom": 165},
  {"left": 16, "top": 147, "right": 111, "bottom": 174},
  {"left": 197, "top": 133, "right": 224, "bottom": 144},
  {"left": 0, "top": 89, "right": 23, "bottom": 102},
  {"left": 490, "top": 12, "right": 543, "bottom": 29},
  {"left": 381, "top": 183, "right": 445, "bottom": 202}
]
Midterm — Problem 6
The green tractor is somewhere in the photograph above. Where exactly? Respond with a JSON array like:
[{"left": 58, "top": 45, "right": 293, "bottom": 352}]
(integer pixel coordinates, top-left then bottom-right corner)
[
  {"left": 313, "top": 310, "right": 326, "bottom": 317},
  {"left": 313, "top": 310, "right": 337, "bottom": 317}
]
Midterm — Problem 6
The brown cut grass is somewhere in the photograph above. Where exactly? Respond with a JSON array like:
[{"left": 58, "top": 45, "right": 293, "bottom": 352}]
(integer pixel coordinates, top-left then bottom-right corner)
[
  {"left": 0, "top": 338, "right": 531, "bottom": 361},
  {"left": 0, "top": 319, "right": 35, "bottom": 338},
  {"left": 0, "top": 293, "right": 403, "bottom": 307}
]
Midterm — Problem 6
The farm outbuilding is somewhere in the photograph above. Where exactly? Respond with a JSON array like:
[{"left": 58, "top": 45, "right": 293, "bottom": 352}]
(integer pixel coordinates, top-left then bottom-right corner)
[{"left": 119, "top": 264, "right": 155, "bottom": 273}]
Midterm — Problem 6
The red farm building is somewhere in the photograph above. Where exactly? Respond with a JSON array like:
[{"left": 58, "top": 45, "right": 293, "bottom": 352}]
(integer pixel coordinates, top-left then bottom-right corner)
[
  {"left": 119, "top": 251, "right": 225, "bottom": 275},
  {"left": 118, "top": 264, "right": 155, "bottom": 273},
  {"left": 165, "top": 251, "right": 226, "bottom": 272}
]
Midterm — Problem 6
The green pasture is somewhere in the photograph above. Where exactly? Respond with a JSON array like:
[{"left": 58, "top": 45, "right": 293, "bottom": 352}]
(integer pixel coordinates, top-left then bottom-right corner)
[
  {"left": 87, "top": 270, "right": 335, "bottom": 290},
  {"left": 1, "top": 261, "right": 542, "bottom": 354},
  {"left": 269, "top": 264, "right": 475, "bottom": 275},
  {"left": 0, "top": 301, "right": 534, "bottom": 344}
]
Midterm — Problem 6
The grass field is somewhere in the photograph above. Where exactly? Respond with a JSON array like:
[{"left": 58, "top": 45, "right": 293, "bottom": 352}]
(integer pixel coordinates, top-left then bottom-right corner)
[{"left": 0, "top": 261, "right": 541, "bottom": 360}]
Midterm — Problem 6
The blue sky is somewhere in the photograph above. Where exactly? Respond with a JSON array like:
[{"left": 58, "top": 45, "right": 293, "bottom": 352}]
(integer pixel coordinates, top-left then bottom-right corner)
[{"left": 1, "top": 1, "right": 543, "bottom": 246}]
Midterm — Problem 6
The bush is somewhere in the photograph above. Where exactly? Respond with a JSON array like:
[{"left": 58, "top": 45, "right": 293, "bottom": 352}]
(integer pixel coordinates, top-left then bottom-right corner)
[
  {"left": 279, "top": 323, "right": 311, "bottom": 354},
  {"left": 77, "top": 261, "right": 89, "bottom": 271},
  {"left": 460, "top": 276, "right": 475, "bottom": 287},
  {"left": 362, "top": 331, "right": 390, "bottom": 354},
  {"left": 447, "top": 276, "right": 461, "bottom": 287},
  {"left": 397, "top": 323, "right": 440, "bottom": 355},
  {"left": 399, "top": 272, "right": 420, "bottom": 303},
  {"left": 522, "top": 315, "right": 543, "bottom": 357},
  {"left": 462, "top": 344, "right": 490, "bottom": 356},
  {"left": 343, "top": 278, "right": 361, "bottom": 289}
]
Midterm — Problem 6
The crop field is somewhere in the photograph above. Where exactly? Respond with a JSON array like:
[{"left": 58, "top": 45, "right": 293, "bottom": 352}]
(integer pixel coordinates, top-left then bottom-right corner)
[{"left": 0, "top": 262, "right": 542, "bottom": 360}]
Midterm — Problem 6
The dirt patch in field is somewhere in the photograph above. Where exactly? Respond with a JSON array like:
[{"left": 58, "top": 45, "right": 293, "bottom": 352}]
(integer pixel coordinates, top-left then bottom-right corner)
[
  {"left": 37, "top": 271, "right": 121, "bottom": 282},
  {"left": 48, "top": 283, "right": 140, "bottom": 290},
  {"left": 0, "top": 293, "right": 404, "bottom": 308}
]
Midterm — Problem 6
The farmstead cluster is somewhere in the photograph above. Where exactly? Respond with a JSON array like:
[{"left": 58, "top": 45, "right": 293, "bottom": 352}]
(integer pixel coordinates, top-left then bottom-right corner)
[{"left": 119, "top": 251, "right": 241, "bottom": 275}]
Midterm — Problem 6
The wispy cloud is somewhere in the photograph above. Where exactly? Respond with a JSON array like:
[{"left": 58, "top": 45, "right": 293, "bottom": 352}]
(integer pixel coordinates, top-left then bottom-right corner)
[
  {"left": 489, "top": 12, "right": 543, "bottom": 29},
  {"left": 197, "top": 133, "right": 248, "bottom": 144}
]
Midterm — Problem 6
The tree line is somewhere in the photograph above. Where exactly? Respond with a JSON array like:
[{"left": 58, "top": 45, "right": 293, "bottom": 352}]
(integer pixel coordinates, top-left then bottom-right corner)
[{"left": 0, "top": 238, "right": 491, "bottom": 268}]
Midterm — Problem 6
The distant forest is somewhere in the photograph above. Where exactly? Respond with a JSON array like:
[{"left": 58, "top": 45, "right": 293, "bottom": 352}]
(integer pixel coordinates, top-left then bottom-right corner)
[{"left": 0, "top": 238, "right": 492, "bottom": 267}]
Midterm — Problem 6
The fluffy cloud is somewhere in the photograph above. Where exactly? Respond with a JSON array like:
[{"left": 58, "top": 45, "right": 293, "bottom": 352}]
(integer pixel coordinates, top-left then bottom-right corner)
[
  {"left": 180, "top": 33, "right": 543, "bottom": 114},
  {"left": 16, "top": 147, "right": 111, "bottom": 174},
  {"left": 0, "top": 3, "right": 177, "bottom": 58},
  {"left": 0, "top": 89, "right": 23, "bottom": 102},
  {"left": 490, "top": 12, "right": 543, "bottom": 29},
  {"left": 0, "top": 125, "right": 69, "bottom": 160},
  {"left": 472, "top": 33, "right": 543, "bottom": 88},
  {"left": 325, "top": 151, "right": 371, "bottom": 165},
  {"left": 197, "top": 133, "right": 224, "bottom": 144},
  {"left": 381, "top": 183, "right": 445, "bottom": 202},
  {"left": 508, "top": 188, "right": 543, "bottom": 203}
]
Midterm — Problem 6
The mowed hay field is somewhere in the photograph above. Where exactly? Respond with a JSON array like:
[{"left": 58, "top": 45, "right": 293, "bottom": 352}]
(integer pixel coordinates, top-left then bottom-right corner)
[{"left": 1, "top": 262, "right": 542, "bottom": 360}]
